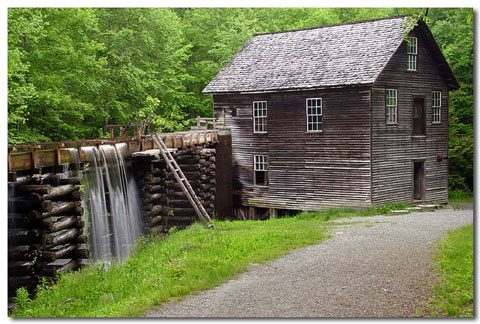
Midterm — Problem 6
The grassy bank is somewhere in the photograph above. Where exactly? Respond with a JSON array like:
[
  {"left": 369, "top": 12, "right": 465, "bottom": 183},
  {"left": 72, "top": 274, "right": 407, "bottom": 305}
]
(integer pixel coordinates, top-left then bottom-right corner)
[
  {"left": 13, "top": 217, "right": 330, "bottom": 317},
  {"left": 11, "top": 203, "right": 412, "bottom": 318},
  {"left": 448, "top": 190, "right": 474, "bottom": 203},
  {"left": 420, "top": 224, "right": 474, "bottom": 317}
]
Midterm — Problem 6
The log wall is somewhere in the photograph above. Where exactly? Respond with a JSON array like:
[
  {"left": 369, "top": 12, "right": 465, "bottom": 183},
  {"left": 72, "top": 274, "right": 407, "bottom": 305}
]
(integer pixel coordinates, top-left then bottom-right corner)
[
  {"left": 8, "top": 169, "right": 88, "bottom": 299},
  {"left": 133, "top": 144, "right": 218, "bottom": 234},
  {"left": 371, "top": 29, "right": 450, "bottom": 205}
]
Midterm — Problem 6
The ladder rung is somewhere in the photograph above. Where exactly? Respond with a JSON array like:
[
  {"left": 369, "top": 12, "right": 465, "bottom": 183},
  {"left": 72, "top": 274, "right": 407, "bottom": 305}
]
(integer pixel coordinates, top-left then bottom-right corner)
[{"left": 152, "top": 133, "right": 213, "bottom": 227}]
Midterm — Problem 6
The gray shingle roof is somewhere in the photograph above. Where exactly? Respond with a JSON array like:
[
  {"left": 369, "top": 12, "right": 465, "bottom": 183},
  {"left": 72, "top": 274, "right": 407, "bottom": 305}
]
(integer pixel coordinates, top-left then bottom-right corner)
[{"left": 203, "top": 16, "right": 412, "bottom": 94}]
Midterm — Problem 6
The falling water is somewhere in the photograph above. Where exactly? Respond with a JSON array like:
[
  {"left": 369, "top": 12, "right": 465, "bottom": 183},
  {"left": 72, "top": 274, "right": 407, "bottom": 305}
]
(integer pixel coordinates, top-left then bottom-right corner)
[
  {"left": 58, "top": 148, "right": 82, "bottom": 180},
  {"left": 66, "top": 148, "right": 81, "bottom": 178},
  {"left": 82, "top": 147, "right": 112, "bottom": 264},
  {"left": 82, "top": 145, "right": 143, "bottom": 264}
]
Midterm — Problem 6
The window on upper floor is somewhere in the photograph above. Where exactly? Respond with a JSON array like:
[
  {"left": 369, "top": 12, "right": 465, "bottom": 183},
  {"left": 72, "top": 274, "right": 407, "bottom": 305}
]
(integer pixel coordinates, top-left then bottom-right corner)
[
  {"left": 432, "top": 91, "right": 442, "bottom": 124},
  {"left": 386, "top": 89, "right": 398, "bottom": 124},
  {"left": 254, "top": 155, "right": 268, "bottom": 186},
  {"left": 306, "top": 98, "right": 323, "bottom": 132},
  {"left": 407, "top": 37, "right": 417, "bottom": 71},
  {"left": 253, "top": 101, "right": 267, "bottom": 133}
]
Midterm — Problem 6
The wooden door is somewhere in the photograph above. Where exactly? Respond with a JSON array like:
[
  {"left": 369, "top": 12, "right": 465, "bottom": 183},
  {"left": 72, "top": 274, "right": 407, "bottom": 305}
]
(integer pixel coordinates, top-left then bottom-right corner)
[
  {"left": 413, "top": 98, "right": 425, "bottom": 136},
  {"left": 413, "top": 161, "right": 424, "bottom": 200}
]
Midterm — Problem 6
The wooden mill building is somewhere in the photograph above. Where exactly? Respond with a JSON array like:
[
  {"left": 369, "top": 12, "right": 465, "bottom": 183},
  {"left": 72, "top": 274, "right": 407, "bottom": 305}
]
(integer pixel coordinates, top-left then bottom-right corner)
[{"left": 203, "top": 16, "right": 458, "bottom": 218}]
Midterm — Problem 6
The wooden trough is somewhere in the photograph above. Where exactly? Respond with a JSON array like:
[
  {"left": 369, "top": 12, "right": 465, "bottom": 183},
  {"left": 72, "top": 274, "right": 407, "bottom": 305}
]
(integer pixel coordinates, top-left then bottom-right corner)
[{"left": 8, "top": 130, "right": 218, "bottom": 174}]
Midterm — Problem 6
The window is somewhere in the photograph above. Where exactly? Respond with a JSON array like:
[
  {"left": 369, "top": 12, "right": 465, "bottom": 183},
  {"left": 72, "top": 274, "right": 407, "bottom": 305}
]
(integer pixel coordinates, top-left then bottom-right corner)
[
  {"left": 432, "top": 91, "right": 442, "bottom": 124},
  {"left": 407, "top": 37, "right": 417, "bottom": 71},
  {"left": 254, "top": 155, "right": 268, "bottom": 186},
  {"left": 253, "top": 101, "right": 267, "bottom": 133},
  {"left": 306, "top": 98, "right": 323, "bottom": 132},
  {"left": 386, "top": 89, "right": 397, "bottom": 124}
]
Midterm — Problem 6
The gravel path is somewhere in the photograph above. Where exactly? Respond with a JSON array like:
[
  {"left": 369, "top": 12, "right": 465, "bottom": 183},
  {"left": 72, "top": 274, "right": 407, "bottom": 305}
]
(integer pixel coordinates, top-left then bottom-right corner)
[{"left": 144, "top": 208, "right": 473, "bottom": 318}]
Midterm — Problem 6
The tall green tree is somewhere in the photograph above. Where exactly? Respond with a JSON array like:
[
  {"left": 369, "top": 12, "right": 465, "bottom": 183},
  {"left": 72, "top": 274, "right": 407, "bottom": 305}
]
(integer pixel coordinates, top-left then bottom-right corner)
[
  {"left": 8, "top": 8, "right": 473, "bottom": 191},
  {"left": 428, "top": 8, "right": 473, "bottom": 191}
]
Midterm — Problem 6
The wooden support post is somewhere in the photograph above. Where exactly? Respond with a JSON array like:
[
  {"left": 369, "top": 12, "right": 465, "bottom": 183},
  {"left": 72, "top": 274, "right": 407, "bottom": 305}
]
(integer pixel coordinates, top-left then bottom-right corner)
[
  {"left": 8, "top": 148, "right": 12, "bottom": 172},
  {"left": 8, "top": 172, "right": 17, "bottom": 182},
  {"left": 136, "top": 126, "right": 141, "bottom": 140},
  {"left": 249, "top": 206, "right": 255, "bottom": 220},
  {"left": 215, "top": 130, "right": 233, "bottom": 220},
  {"left": 31, "top": 148, "right": 38, "bottom": 170},
  {"left": 109, "top": 127, "right": 114, "bottom": 138},
  {"left": 77, "top": 144, "right": 83, "bottom": 163},
  {"left": 55, "top": 146, "right": 62, "bottom": 166},
  {"left": 269, "top": 208, "right": 278, "bottom": 219}
]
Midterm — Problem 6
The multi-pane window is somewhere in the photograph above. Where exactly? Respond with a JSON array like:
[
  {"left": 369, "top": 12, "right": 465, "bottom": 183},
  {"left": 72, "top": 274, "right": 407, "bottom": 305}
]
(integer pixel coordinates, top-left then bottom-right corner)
[
  {"left": 253, "top": 101, "right": 267, "bottom": 133},
  {"left": 306, "top": 98, "right": 323, "bottom": 132},
  {"left": 386, "top": 89, "right": 398, "bottom": 124},
  {"left": 254, "top": 155, "right": 268, "bottom": 186},
  {"left": 407, "top": 37, "right": 417, "bottom": 71},
  {"left": 432, "top": 91, "right": 442, "bottom": 124}
]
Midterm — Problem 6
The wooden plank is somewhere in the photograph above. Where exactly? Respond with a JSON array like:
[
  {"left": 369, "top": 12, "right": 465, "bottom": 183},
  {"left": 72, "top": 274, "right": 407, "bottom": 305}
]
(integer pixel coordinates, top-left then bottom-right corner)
[
  {"left": 371, "top": 29, "right": 449, "bottom": 205},
  {"left": 8, "top": 130, "right": 218, "bottom": 172},
  {"left": 213, "top": 86, "right": 372, "bottom": 212}
]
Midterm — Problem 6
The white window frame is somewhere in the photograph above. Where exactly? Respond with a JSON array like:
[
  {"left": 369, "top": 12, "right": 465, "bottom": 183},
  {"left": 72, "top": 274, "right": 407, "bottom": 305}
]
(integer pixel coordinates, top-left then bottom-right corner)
[
  {"left": 407, "top": 37, "right": 417, "bottom": 71},
  {"left": 253, "top": 101, "right": 267, "bottom": 134},
  {"left": 306, "top": 98, "right": 323, "bottom": 132},
  {"left": 254, "top": 155, "right": 268, "bottom": 186},
  {"left": 386, "top": 89, "right": 398, "bottom": 124},
  {"left": 432, "top": 91, "right": 442, "bottom": 124}
]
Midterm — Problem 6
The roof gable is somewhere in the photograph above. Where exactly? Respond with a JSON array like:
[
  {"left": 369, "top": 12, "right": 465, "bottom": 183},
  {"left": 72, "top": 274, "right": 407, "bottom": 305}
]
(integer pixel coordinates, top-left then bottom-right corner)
[
  {"left": 203, "top": 16, "right": 411, "bottom": 94},
  {"left": 415, "top": 20, "right": 459, "bottom": 90}
]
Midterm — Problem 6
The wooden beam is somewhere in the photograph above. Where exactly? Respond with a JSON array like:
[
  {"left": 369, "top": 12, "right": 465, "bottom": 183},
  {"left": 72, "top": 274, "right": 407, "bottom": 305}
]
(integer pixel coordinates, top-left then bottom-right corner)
[{"left": 8, "top": 130, "right": 218, "bottom": 172}]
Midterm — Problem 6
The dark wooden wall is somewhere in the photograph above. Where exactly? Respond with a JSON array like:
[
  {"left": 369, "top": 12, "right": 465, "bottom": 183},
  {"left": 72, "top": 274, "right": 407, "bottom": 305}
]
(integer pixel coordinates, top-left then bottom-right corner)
[
  {"left": 371, "top": 29, "right": 450, "bottom": 205},
  {"left": 213, "top": 86, "right": 372, "bottom": 212}
]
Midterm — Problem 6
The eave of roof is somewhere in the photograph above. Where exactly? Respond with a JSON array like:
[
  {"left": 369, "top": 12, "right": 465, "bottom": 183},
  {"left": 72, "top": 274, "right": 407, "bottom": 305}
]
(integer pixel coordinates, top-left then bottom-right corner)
[{"left": 203, "top": 82, "right": 373, "bottom": 95}]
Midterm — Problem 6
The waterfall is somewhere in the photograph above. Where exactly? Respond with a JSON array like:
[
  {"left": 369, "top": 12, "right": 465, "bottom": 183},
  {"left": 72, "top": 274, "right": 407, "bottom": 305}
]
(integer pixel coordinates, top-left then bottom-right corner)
[
  {"left": 81, "top": 145, "right": 143, "bottom": 265},
  {"left": 58, "top": 148, "right": 82, "bottom": 180}
]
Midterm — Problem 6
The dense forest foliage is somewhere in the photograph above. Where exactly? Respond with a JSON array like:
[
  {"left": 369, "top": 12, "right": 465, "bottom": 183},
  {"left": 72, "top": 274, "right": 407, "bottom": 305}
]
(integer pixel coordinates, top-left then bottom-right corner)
[{"left": 8, "top": 8, "right": 473, "bottom": 191}]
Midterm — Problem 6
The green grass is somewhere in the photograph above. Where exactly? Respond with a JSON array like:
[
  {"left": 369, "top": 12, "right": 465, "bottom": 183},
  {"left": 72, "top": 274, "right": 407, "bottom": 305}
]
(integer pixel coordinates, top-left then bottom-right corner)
[
  {"left": 12, "top": 217, "right": 331, "bottom": 317},
  {"left": 419, "top": 224, "right": 473, "bottom": 317},
  {"left": 11, "top": 203, "right": 415, "bottom": 318},
  {"left": 296, "top": 203, "right": 415, "bottom": 221},
  {"left": 448, "top": 190, "right": 474, "bottom": 203}
]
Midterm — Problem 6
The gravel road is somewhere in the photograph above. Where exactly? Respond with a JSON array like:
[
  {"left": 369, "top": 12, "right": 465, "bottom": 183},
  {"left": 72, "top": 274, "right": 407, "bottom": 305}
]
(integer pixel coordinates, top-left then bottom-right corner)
[{"left": 144, "top": 207, "right": 473, "bottom": 318}]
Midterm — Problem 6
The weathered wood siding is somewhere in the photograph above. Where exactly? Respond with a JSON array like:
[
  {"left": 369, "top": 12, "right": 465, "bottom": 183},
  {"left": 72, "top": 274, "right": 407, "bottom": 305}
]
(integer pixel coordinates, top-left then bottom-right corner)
[
  {"left": 213, "top": 87, "right": 372, "bottom": 211},
  {"left": 371, "top": 29, "right": 449, "bottom": 205}
]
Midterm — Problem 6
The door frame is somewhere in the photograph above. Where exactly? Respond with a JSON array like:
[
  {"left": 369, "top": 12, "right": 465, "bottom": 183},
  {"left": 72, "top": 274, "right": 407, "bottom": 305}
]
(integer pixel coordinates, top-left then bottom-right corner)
[
  {"left": 412, "top": 159, "right": 426, "bottom": 202},
  {"left": 412, "top": 96, "right": 426, "bottom": 137}
]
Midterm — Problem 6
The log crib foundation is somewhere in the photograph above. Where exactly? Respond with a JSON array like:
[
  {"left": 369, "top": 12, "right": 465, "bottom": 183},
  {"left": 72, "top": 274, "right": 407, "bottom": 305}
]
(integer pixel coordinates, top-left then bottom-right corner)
[
  {"left": 8, "top": 167, "right": 88, "bottom": 300},
  {"left": 132, "top": 143, "right": 217, "bottom": 234}
]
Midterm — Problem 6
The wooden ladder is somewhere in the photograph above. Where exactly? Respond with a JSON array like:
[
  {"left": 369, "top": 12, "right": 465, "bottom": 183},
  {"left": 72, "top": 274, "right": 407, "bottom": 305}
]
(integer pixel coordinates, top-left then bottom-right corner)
[{"left": 152, "top": 133, "right": 214, "bottom": 229}]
